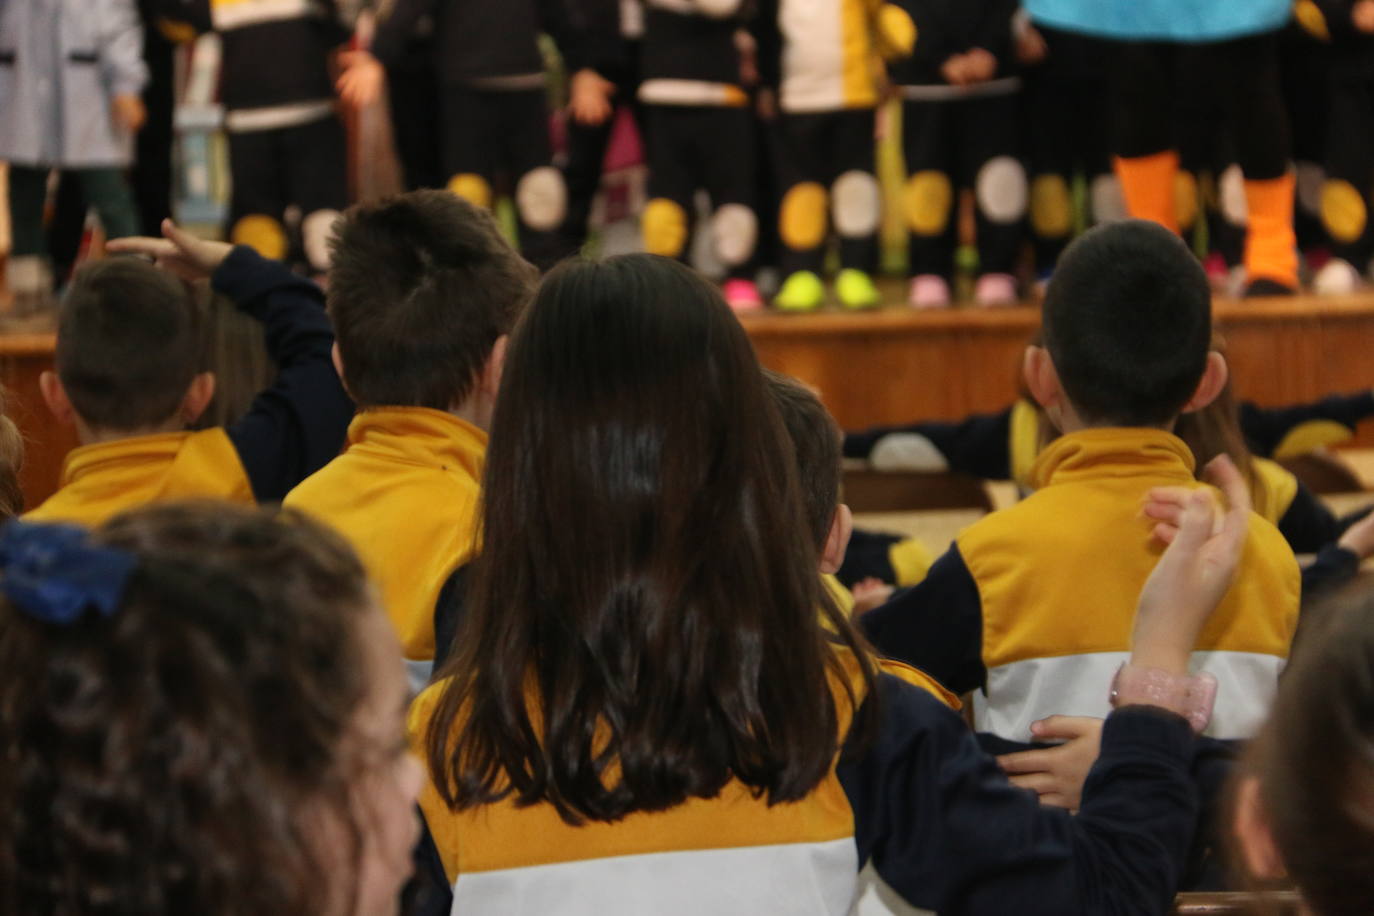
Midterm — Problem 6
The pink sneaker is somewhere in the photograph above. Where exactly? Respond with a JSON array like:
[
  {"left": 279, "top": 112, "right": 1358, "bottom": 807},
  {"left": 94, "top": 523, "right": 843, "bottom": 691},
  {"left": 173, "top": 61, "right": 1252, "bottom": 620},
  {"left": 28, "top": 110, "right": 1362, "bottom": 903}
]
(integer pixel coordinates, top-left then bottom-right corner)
[
  {"left": 909, "top": 274, "right": 951, "bottom": 309},
  {"left": 1202, "top": 252, "right": 1229, "bottom": 292},
  {"left": 973, "top": 273, "right": 1018, "bottom": 307},
  {"left": 723, "top": 278, "right": 764, "bottom": 312}
]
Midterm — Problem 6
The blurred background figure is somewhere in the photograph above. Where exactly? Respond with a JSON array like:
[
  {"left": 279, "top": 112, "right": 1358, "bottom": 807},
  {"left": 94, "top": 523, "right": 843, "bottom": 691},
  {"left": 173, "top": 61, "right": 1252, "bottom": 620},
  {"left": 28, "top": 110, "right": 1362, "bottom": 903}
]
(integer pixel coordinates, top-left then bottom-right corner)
[{"left": 0, "top": 0, "right": 148, "bottom": 315}]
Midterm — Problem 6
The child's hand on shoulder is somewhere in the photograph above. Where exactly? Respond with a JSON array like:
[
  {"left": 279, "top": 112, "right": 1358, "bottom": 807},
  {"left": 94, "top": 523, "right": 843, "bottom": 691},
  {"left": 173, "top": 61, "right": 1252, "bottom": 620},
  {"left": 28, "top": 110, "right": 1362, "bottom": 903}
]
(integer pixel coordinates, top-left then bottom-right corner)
[
  {"left": 997, "top": 716, "right": 1104, "bottom": 813},
  {"left": 106, "top": 220, "right": 234, "bottom": 283}
]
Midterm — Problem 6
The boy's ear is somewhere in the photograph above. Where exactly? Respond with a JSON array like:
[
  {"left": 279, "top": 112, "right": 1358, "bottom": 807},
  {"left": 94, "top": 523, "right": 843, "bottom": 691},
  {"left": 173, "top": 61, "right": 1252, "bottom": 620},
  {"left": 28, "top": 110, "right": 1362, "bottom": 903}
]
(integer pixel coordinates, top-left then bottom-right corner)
[
  {"left": 1232, "top": 776, "right": 1287, "bottom": 882},
  {"left": 1023, "top": 345, "right": 1062, "bottom": 410},
  {"left": 330, "top": 342, "right": 355, "bottom": 402},
  {"left": 39, "top": 371, "right": 76, "bottom": 426},
  {"left": 179, "top": 372, "right": 217, "bottom": 425},
  {"left": 820, "top": 504, "right": 853, "bottom": 575},
  {"left": 1182, "top": 351, "right": 1229, "bottom": 414},
  {"left": 481, "top": 334, "right": 509, "bottom": 397}
]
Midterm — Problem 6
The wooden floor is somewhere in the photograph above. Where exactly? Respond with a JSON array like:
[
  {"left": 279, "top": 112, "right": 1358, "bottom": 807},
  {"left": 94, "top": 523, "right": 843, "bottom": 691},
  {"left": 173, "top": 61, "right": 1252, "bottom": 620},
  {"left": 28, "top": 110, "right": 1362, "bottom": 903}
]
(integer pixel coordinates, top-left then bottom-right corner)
[
  {"left": 4, "top": 288, "right": 1374, "bottom": 510},
  {"left": 741, "top": 290, "right": 1374, "bottom": 447}
]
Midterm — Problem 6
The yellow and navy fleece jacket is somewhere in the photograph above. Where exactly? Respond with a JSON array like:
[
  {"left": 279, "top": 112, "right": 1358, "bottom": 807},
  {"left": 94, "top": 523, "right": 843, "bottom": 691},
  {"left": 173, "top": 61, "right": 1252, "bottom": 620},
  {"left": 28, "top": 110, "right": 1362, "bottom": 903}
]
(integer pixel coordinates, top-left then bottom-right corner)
[
  {"left": 406, "top": 648, "right": 1201, "bottom": 916},
  {"left": 754, "top": 0, "right": 917, "bottom": 113},
  {"left": 637, "top": 0, "right": 752, "bottom": 109},
  {"left": 284, "top": 408, "right": 484, "bottom": 687},
  {"left": 845, "top": 392, "right": 1374, "bottom": 554},
  {"left": 373, "top": 0, "right": 571, "bottom": 88},
  {"left": 862, "top": 428, "right": 1301, "bottom": 743},
  {"left": 25, "top": 248, "right": 351, "bottom": 528}
]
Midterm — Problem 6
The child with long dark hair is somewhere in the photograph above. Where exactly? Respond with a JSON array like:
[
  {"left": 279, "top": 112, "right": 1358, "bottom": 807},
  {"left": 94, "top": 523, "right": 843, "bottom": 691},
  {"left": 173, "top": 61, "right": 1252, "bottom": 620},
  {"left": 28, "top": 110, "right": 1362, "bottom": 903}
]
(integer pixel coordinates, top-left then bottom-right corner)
[{"left": 414, "top": 252, "right": 1252, "bottom": 914}]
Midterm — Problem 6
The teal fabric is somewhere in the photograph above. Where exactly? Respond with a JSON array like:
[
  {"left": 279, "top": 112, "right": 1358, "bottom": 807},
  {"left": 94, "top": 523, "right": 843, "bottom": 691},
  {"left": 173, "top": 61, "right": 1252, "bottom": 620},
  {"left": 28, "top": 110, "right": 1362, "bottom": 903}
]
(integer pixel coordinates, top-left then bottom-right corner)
[{"left": 1024, "top": 0, "right": 1291, "bottom": 42}]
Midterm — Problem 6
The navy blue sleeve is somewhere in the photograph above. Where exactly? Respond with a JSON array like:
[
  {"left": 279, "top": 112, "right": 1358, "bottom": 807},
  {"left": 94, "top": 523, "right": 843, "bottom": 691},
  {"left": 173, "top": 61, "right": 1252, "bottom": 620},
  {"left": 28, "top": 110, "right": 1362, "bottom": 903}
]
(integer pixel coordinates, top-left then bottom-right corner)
[
  {"left": 844, "top": 407, "right": 1014, "bottom": 480},
  {"left": 432, "top": 563, "right": 470, "bottom": 673},
  {"left": 214, "top": 247, "right": 354, "bottom": 502},
  {"left": 840, "top": 677, "right": 1197, "bottom": 915},
  {"left": 860, "top": 544, "right": 986, "bottom": 696},
  {"left": 402, "top": 813, "right": 453, "bottom": 916},
  {"left": 1238, "top": 390, "right": 1374, "bottom": 458},
  {"left": 1301, "top": 543, "right": 1361, "bottom": 605},
  {"left": 1277, "top": 481, "right": 1342, "bottom": 555}
]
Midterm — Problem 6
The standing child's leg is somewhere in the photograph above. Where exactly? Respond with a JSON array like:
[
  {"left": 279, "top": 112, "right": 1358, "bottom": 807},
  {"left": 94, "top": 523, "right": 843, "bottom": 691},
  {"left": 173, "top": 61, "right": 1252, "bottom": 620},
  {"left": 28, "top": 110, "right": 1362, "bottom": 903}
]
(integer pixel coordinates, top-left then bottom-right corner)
[
  {"left": 1109, "top": 42, "right": 1180, "bottom": 233},
  {"left": 963, "top": 92, "right": 1027, "bottom": 307},
  {"left": 901, "top": 99, "right": 957, "bottom": 308},
  {"left": 774, "top": 113, "right": 830, "bottom": 312},
  {"left": 6, "top": 165, "right": 52, "bottom": 312},
  {"left": 227, "top": 128, "right": 289, "bottom": 262},
  {"left": 76, "top": 168, "right": 140, "bottom": 244},
  {"left": 282, "top": 116, "right": 348, "bottom": 275},
  {"left": 440, "top": 85, "right": 502, "bottom": 224},
  {"left": 502, "top": 88, "right": 567, "bottom": 272},
  {"left": 641, "top": 106, "right": 699, "bottom": 268},
  {"left": 701, "top": 107, "right": 763, "bottom": 310},
  {"left": 1315, "top": 74, "right": 1374, "bottom": 293},
  {"left": 828, "top": 109, "right": 883, "bottom": 311}
]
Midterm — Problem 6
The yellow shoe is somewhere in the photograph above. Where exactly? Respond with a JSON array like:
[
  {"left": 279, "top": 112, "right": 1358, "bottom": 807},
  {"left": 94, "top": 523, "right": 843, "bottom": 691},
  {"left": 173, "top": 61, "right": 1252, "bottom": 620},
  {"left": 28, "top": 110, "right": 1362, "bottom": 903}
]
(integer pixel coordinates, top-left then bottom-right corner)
[
  {"left": 835, "top": 269, "right": 881, "bottom": 310},
  {"left": 775, "top": 270, "right": 826, "bottom": 312}
]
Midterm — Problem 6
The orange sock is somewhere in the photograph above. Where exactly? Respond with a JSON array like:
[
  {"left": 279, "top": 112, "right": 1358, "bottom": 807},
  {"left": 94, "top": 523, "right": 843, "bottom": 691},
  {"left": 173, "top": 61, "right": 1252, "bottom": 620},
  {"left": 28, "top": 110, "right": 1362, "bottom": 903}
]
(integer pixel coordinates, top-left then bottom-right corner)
[
  {"left": 1113, "top": 151, "right": 1180, "bottom": 234},
  {"left": 1244, "top": 173, "right": 1299, "bottom": 290}
]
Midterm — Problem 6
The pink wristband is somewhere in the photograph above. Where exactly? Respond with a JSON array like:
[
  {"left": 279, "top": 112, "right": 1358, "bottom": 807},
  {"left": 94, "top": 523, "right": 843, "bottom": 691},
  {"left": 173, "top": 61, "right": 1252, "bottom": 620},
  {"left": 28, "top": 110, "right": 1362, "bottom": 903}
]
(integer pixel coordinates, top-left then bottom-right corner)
[{"left": 1109, "top": 664, "right": 1217, "bottom": 734}]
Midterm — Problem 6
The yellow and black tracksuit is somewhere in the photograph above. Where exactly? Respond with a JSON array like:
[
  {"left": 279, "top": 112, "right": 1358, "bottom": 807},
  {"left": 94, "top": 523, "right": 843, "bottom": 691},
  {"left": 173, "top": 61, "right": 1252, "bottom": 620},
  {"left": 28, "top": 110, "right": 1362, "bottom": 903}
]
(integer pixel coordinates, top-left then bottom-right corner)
[
  {"left": 890, "top": 0, "right": 1026, "bottom": 283},
  {"left": 193, "top": 0, "right": 351, "bottom": 273},
  {"left": 372, "top": 0, "right": 572, "bottom": 270},
  {"left": 25, "top": 248, "right": 351, "bottom": 527},
  {"left": 754, "top": 0, "right": 916, "bottom": 277},
  {"left": 861, "top": 428, "right": 1301, "bottom": 742},
  {"left": 636, "top": 0, "right": 759, "bottom": 280},
  {"left": 284, "top": 408, "right": 485, "bottom": 690},
  {"left": 408, "top": 646, "right": 1202, "bottom": 915}
]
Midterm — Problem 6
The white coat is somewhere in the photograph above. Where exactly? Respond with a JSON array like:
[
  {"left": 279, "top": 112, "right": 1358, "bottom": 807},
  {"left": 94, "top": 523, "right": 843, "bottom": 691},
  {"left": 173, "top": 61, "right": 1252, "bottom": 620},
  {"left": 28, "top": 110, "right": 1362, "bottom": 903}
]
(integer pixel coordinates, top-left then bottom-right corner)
[{"left": 0, "top": 0, "right": 148, "bottom": 168}]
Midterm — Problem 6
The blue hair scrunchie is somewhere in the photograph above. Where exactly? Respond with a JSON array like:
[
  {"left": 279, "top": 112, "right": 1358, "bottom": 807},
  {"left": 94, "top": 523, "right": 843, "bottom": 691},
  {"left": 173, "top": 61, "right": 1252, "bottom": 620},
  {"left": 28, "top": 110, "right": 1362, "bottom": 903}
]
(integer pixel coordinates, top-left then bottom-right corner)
[{"left": 0, "top": 521, "right": 136, "bottom": 625}]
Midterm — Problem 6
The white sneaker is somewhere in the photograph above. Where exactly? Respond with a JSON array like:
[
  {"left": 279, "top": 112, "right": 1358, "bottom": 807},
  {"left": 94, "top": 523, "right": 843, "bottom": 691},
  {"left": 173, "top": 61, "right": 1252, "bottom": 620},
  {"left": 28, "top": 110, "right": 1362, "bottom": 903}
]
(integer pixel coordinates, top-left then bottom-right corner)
[{"left": 1314, "top": 258, "right": 1361, "bottom": 295}]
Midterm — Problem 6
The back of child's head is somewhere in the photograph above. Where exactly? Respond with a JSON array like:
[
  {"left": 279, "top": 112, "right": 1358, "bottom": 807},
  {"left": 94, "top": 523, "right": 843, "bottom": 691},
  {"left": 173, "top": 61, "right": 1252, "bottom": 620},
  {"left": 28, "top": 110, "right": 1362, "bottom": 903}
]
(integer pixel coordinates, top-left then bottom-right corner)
[
  {"left": 1042, "top": 220, "right": 1212, "bottom": 427},
  {"left": 430, "top": 253, "right": 876, "bottom": 826},
  {"left": 57, "top": 257, "right": 203, "bottom": 431},
  {"left": 1240, "top": 591, "right": 1374, "bottom": 916},
  {"left": 0, "top": 503, "right": 387, "bottom": 914},
  {"left": 327, "top": 189, "right": 538, "bottom": 410},
  {"left": 763, "top": 369, "right": 841, "bottom": 549}
]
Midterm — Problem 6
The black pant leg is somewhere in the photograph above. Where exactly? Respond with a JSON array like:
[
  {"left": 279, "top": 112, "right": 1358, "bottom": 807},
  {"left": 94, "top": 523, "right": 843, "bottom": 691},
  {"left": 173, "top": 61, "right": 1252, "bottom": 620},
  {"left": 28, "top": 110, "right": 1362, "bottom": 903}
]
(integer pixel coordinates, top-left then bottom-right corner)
[
  {"left": 500, "top": 88, "right": 563, "bottom": 270},
  {"left": 901, "top": 99, "right": 957, "bottom": 280},
  {"left": 282, "top": 116, "right": 350, "bottom": 272},
  {"left": 698, "top": 106, "right": 758, "bottom": 279},
  {"left": 775, "top": 113, "right": 829, "bottom": 276},
  {"left": 47, "top": 174, "right": 87, "bottom": 290},
  {"left": 1216, "top": 32, "right": 1291, "bottom": 181},
  {"left": 387, "top": 53, "right": 444, "bottom": 190},
  {"left": 559, "top": 59, "right": 642, "bottom": 258},
  {"left": 830, "top": 109, "right": 880, "bottom": 274},
  {"left": 440, "top": 84, "right": 501, "bottom": 208},
  {"left": 227, "top": 128, "right": 289, "bottom": 259},
  {"left": 1109, "top": 42, "right": 1175, "bottom": 158},
  {"left": 134, "top": 29, "right": 176, "bottom": 236},
  {"left": 962, "top": 92, "right": 1026, "bottom": 277},
  {"left": 1322, "top": 75, "right": 1374, "bottom": 268},
  {"left": 643, "top": 105, "right": 700, "bottom": 262}
]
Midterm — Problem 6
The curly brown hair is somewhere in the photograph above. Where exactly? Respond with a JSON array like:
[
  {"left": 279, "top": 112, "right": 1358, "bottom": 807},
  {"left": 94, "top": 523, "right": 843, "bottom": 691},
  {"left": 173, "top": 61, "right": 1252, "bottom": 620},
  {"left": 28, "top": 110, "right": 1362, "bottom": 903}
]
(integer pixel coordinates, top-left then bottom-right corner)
[{"left": 0, "top": 502, "right": 373, "bottom": 915}]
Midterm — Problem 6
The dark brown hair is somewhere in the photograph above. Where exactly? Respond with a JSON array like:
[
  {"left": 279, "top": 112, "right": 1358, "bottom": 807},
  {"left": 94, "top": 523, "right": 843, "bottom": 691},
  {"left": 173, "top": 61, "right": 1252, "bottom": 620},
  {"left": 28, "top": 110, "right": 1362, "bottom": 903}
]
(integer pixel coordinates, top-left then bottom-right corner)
[
  {"left": 426, "top": 255, "right": 877, "bottom": 825},
  {"left": 763, "top": 369, "right": 842, "bottom": 548},
  {"left": 0, "top": 503, "right": 373, "bottom": 915},
  {"left": 327, "top": 190, "right": 538, "bottom": 410},
  {"left": 1042, "top": 220, "right": 1212, "bottom": 427},
  {"left": 56, "top": 257, "right": 205, "bottom": 431},
  {"left": 0, "top": 384, "right": 25, "bottom": 518},
  {"left": 1241, "top": 590, "right": 1374, "bottom": 916}
]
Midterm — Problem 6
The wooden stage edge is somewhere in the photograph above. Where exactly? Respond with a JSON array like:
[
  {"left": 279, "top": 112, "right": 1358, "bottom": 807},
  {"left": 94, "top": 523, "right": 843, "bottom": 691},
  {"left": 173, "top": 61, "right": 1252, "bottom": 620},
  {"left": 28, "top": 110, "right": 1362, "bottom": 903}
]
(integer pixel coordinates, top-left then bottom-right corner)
[
  {"left": 2, "top": 291, "right": 1374, "bottom": 509},
  {"left": 739, "top": 291, "right": 1374, "bottom": 445}
]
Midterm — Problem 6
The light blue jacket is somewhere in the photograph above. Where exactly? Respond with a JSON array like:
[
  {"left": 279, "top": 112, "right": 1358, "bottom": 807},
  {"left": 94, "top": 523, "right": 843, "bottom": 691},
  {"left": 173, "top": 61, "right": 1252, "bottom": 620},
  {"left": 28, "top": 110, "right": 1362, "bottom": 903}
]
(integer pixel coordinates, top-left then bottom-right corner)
[
  {"left": 1025, "top": 0, "right": 1292, "bottom": 42},
  {"left": 0, "top": 0, "right": 148, "bottom": 168}
]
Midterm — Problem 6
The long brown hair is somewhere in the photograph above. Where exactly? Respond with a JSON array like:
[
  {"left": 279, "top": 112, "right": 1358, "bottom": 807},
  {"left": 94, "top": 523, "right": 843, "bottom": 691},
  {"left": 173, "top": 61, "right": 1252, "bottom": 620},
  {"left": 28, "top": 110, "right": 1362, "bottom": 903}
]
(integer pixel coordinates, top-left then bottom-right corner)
[
  {"left": 0, "top": 503, "right": 374, "bottom": 914},
  {"left": 426, "top": 255, "right": 878, "bottom": 825}
]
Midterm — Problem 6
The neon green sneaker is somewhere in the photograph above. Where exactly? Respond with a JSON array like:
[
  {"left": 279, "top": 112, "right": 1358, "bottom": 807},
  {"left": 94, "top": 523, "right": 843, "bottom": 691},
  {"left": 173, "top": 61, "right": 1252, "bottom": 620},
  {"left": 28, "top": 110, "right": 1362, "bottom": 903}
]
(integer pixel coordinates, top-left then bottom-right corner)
[
  {"left": 774, "top": 270, "right": 826, "bottom": 312},
  {"left": 835, "top": 269, "right": 881, "bottom": 310}
]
